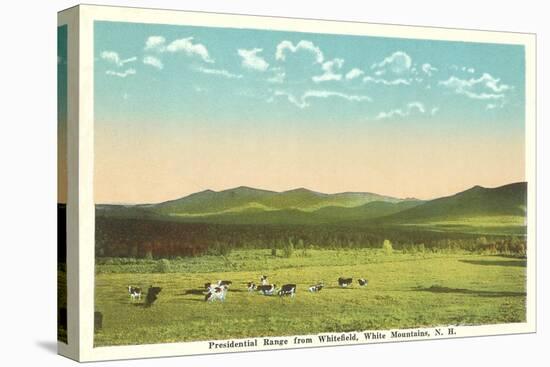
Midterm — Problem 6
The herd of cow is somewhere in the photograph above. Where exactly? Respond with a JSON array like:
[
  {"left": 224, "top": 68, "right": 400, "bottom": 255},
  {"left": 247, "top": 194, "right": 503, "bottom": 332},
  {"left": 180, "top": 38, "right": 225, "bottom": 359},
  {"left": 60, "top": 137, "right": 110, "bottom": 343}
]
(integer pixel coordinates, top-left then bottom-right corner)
[{"left": 127, "top": 275, "right": 369, "bottom": 305}]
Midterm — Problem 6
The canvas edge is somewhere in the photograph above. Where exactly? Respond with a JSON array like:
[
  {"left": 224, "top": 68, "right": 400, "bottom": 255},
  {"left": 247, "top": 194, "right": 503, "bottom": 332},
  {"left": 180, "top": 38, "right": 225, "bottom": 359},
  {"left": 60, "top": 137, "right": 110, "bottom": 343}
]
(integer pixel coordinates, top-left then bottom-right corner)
[
  {"left": 57, "top": 5, "right": 81, "bottom": 362},
  {"left": 63, "top": 4, "right": 537, "bottom": 362}
]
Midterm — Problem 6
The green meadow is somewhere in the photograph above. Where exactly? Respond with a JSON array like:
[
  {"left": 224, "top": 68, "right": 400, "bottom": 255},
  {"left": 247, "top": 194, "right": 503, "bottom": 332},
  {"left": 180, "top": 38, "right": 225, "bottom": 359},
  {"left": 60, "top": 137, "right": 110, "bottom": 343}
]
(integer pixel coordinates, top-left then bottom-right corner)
[{"left": 94, "top": 249, "right": 526, "bottom": 346}]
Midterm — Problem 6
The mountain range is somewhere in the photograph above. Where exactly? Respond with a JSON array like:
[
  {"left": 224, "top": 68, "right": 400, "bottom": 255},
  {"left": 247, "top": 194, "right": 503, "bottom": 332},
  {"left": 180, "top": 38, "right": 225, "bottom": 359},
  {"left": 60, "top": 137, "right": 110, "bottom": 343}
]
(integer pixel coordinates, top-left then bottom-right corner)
[{"left": 97, "top": 182, "right": 527, "bottom": 230}]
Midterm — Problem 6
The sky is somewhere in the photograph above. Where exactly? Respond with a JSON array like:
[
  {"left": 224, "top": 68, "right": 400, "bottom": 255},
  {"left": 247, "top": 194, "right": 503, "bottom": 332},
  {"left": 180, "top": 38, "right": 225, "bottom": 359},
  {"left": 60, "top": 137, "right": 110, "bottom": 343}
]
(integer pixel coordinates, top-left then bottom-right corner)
[
  {"left": 58, "top": 25, "right": 68, "bottom": 204},
  {"left": 94, "top": 21, "right": 526, "bottom": 204}
]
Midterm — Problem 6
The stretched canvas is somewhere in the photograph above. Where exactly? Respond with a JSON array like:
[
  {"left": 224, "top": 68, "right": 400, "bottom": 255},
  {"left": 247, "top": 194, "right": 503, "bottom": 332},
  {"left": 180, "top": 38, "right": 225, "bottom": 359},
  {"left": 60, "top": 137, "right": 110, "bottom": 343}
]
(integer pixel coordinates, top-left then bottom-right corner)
[{"left": 58, "top": 4, "right": 536, "bottom": 362}]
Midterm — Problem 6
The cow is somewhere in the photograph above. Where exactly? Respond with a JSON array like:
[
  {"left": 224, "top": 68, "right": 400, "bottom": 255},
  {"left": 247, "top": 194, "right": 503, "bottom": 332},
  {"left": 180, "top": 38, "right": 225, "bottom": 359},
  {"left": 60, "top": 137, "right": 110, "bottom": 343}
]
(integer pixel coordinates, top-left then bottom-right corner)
[
  {"left": 278, "top": 284, "right": 297, "bottom": 297},
  {"left": 144, "top": 286, "right": 162, "bottom": 307},
  {"left": 205, "top": 285, "right": 228, "bottom": 303},
  {"left": 260, "top": 275, "right": 268, "bottom": 286},
  {"left": 128, "top": 285, "right": 142, "bottom": 301},
  {"left": 246, "top": 282, "right": 257, "bottom": 292},
  {"left": 308, "top": 282, "right": 324, "bottom": 293},
  {"left": 338, "top": 277, "right": 353, "bottom": 287},
  {"left": 257, "top": 284, "right": 276, "bottom": 296},
  {"left": 205, "top": 280, "right": 232, "bottom": 291},
  {"left": 358, "top": 278, "right": 368, "bottom": 287}
]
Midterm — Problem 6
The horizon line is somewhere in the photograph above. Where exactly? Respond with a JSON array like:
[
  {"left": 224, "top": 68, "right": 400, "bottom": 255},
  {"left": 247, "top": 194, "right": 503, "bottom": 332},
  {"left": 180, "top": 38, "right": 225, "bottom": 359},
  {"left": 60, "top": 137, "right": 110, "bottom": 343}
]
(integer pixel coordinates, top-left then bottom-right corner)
[{"left": 94, "top": 180, "right": 526, "bottom": 206}]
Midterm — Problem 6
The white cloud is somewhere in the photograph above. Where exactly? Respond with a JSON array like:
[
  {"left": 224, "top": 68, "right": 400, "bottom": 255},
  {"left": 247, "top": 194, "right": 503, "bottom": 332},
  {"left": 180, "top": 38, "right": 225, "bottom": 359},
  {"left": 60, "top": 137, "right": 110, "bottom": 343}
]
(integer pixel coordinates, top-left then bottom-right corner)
[
  {"left": 421, "top": 63, "right": 438, "bottom": 76},
  {"left": 272, "top": 89, "right": 371, "bottom": 109},
  {"left": 195, "top": 66, "right": 242, "bottom": 79},
  {"left": 312, "top": 58, "right": 344, "bottom": 83},
  {"left": 275, "top": 40, "right": 324, "bottom": 64},
  {"left": 238, "top": 48, "right": 269, "bottom": 72},
  {"left": 100, "top": 51, "right": 137, "bottom": 67},
  {"left": 165, "top": 37, "right": 214, "bottom": 63},
  {"left": 485, "top": 100, "right": 505, "bottom": 110},
  {"left": 105, "top": 68, "right": 136, "bottom": 78},
  {"left": 143, "top": 55, "right": 163, "bottom": 70},
  {"left": 467, "top": 67, "right": 475, "bottom": 74},
  {"left": 430, "top": 107, "right": 439, "bottom": 115},
  {"left": 363, "top": 52, "right": 418, "bottom": 85},
  {"left": 363, "top": 76, "right": 411, "bottom": 86},
  {"left": 100, "top": 51, "right": 120, "bottom": 64},
  {"left": 375, "top": 102, "right": 426, "bottom": 120},
  {"left": 407, "top": 102, "right": 426, "bottom": 114},
  {"left": 371, "top": 51, "right": 412, "bottom": 74},
  {"left": 345, "top": 68, "right": 364, "bottom": 80},
  {"left": 438, "top": 72, "right": 512, "bottom": 100},
  {"left": 144, "top": 36, "right": 166, "bottom": 51},
  {"left": 267, "top": 68, "right": 286, "bottom": 83}
]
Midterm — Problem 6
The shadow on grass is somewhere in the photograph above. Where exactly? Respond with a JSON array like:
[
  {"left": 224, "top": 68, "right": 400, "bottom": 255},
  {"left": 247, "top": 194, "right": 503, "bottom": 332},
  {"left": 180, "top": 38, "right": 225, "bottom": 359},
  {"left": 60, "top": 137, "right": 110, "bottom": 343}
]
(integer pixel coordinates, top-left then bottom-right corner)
[
  {"left": 227, "top": 288, "right": 246, "bottom": 293},
  {"left": 181, "top": 289, "right": 207, "bottom": 296},
  {"left": 460, "top": 259, "right": 526, "bottom": 267},
  {"left": 413, "top": 285, "right": 526, "bottom": 298},
  {"left": 181, "top": 288, "right": 246, "bottom": 297},
  {"left": 496, "top": 254, "right": 527, "bottom": 259}
]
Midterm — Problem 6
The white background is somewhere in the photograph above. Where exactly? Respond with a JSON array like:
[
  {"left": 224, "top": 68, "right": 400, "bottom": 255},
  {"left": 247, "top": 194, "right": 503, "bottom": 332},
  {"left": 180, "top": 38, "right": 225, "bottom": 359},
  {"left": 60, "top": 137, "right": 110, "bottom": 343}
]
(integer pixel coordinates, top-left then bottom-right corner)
[{"left": 0, "top": 0, "right": 547, "bottom": 365}]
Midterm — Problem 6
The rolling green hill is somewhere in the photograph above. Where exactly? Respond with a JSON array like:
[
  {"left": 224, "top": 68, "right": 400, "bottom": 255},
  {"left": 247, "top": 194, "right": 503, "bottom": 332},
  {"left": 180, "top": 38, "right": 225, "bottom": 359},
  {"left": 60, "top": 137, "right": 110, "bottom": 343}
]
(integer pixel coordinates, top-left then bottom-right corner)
[
  {"left": 166, "top": 199, "right": 424, "bottom": 225},
  {"left": 150, "top": 186, "right": 402, "bottom": 215},
  {"left": 381, "top": 182, "right": 527, "bottom": 223},
  {"left": 96, "top": 182, "right": 527, "bottom": 231}
]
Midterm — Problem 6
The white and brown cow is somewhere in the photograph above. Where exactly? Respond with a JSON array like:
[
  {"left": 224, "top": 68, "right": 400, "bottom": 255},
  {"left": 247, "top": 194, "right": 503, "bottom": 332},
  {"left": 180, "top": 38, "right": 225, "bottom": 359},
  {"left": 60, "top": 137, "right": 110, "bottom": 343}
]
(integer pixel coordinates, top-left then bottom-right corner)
[
  {"left": 308, "top": 282, "right": 324, "bottom": 293},
  {"left": 205, "top": 285, "right": 228, "bottom": 303},
  {"left": 205, "top": 280, "right": 232, "bottom": 291},
  {"left": 278, "top": 284, "right": 297, "bottom": 297},
  {"left": 338, "top": 277, "right": 353, "bottom": 287},
  {"left": 128, "top": 285, "right": 142, "bottom": 300},
  {"left": 257, "top": 284, "right": 276, "bottom": 296}
]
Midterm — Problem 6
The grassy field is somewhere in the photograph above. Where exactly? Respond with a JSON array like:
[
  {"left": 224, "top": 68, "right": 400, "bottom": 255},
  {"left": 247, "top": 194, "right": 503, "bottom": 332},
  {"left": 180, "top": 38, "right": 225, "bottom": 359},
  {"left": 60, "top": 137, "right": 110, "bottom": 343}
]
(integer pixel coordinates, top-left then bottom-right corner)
[{"left": 94, "top": 249, "right": 526, "bottom": 346}]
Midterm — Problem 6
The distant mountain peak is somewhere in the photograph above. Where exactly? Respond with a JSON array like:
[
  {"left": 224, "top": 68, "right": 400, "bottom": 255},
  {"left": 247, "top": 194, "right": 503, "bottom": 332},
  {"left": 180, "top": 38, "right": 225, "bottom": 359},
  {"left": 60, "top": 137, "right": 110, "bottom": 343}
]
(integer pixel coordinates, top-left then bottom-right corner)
[
  {"left": 283, "top": 187, "right": 322, "bottom": 195},
  {"left": 223, "top": 186, "right": 276, "bottom": 194}
]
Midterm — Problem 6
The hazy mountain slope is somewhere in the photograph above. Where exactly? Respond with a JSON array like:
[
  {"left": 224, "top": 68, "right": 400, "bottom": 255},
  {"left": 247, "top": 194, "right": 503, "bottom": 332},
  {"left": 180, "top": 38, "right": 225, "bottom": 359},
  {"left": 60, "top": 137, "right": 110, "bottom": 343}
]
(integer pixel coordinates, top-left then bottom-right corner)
[
  {"left": 381, "top": 182, "right": 527, "bottom": 223},
  {"left": 153, "top": 187, "right": 275, "bottom": 215},
  {"left": 167, "top": 199, "right": 425, "bottom": 225},
  {"left": 96, "top": 183, "right": 527, "bottom": 230},
  {"left": 150, "top": 186, "right": 402, "bottom": 215}
]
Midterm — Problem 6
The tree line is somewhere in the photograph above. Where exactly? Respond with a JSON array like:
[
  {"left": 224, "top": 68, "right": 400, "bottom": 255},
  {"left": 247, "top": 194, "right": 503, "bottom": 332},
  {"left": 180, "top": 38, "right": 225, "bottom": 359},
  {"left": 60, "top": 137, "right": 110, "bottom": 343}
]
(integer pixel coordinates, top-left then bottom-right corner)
[{"left": 95, "top": 217, "right": 526, "bottom": 258}]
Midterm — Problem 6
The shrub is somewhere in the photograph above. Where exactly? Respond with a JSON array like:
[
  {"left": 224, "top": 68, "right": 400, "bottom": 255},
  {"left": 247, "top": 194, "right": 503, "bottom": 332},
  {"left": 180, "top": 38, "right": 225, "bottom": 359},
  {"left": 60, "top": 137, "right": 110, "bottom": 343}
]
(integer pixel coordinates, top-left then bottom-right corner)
[
  {"left": 144, "top": 250, "right": 153, "bottom": 260},
  {"left": 283, "top": 241, "right": 294, "bottom": 258},
  {"left": 207, "top": 242, "right": 232, "bottom": 256},
  {"left": 382, "top": 239, "right": 393, "bottom": 255},
  {"left": 517, "top": 243, "right": 526, "bottom": 257},
  {"left": 155, "top": 259, "right": 171, "bottom": 273}
]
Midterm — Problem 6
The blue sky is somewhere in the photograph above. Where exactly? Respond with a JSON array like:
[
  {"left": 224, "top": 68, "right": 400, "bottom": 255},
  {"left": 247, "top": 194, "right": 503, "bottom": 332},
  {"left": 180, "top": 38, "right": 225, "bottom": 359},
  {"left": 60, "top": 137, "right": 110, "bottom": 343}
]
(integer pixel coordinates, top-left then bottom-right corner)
[
  {"left": 93, "top": 21, "right": 526, "bottom": 203},
  {"left": 58, "top": 25, "right": 68, "bottom": 204},
  {"left": 95, "top": 21, "right": 524, "bottom": 131}
]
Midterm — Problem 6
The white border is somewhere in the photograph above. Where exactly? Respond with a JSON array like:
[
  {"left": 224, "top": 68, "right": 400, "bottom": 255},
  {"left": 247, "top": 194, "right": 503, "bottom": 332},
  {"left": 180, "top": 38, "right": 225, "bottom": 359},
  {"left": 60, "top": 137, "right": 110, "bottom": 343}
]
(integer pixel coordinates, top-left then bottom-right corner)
[
  {"left": 58, "top": 6, "right": 80, "bottom": 362},
  {"left": 68, "top": 4, "right": 536, "bottom": 362}
]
